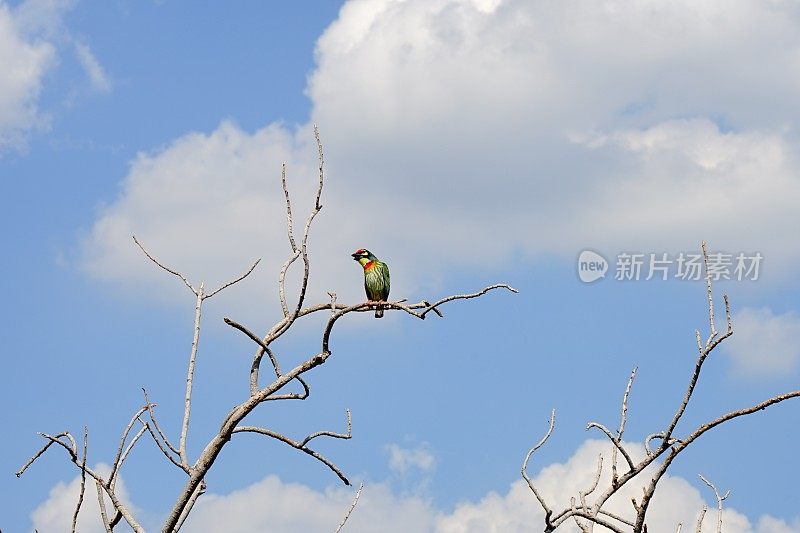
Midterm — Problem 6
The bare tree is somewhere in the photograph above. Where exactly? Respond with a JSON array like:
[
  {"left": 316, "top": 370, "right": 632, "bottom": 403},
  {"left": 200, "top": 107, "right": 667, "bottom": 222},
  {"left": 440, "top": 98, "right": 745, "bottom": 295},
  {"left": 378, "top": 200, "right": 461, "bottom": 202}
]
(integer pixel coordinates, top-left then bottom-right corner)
[
  {"left": 522, "top": 241, "right": 800, "bottom": 533},
  {"left": 16, "top": 126, "right": 516, "bottom": 532}
]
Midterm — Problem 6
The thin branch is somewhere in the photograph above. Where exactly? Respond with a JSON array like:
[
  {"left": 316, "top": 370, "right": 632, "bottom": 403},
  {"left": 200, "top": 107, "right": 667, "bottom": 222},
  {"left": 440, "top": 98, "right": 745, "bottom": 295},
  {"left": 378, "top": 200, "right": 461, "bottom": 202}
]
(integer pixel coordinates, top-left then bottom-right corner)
[
  {"left": 180, "top": 284, "right": 204, "bottom": 470},
  {"left": 175, "top": 480, "right": 206, "bottom": 532},
  {"left": 301, "top": 409, "right": 352, "bottom": 446},
  {"left": 566, "top": 510, "right": 627, "bottom": 533},
  {"left": 701, "top": 242, "right": 717, "bottom": 343},
  {"left": 142, "top": 388, "right": 180, "bottom": 457},
  {"left": 598, "top": 509, "right": 636, "bottom": 528},
  {"left": 143, "top": 421, "right": 185, "bottom": 470},
  {"left": 334, "top": 482, "right": 364, "bottom": 533},
  {"left": 420, "top": 300, "right": 444, "bottom": 318},
  {"left": 95, "top": 480, "right": 112, "bottom": 533},
  {"left": 71, "top": 427, "right": 88, "bottom": 533},
  {"left": 699, "top": 474, "right": 729, "bottom": 533},
  {"left": 418, "top": 284, "right": 519, "bottom": 319},
  {"left": 586, "top": 422, "right": 635, "bottom": 471},
  {"left": 109, "top": 406, "right": 149, "bottom": 489},
  {"left": 612, "top": 367, "right": 637, "bottom": 485},
  {"left": 571, "top": 497, "right": 591, "bottom": 533},
  {"left": 21, "top": 433, "right": 144, "bottom": 532},
  {"left": 205, "top": 258, "right": 261, "bottom": 299},
  {"left": 582, "top": 454, "right": 604, "bottom": 500},
  {"left": 684, "top": 390, "right": 800, "bottom": 446},
  {"left": 313, "top": 124, "right": 324, "bottom": 211},
  {"left": 663, "top": 246, "right": 733, "bottom": 445},
  {"left": 16, "top": 431, "right": 72, "bottom": 477},
  {"left": 278, "top": 249, "right": 302, "bottom": 318},
  {"left": 232, "top": 425, "right": 351, "bottom": 485},
  {"left": 111, "top": 424, "right": 147, "bottom": 491},
  {"left": 522, "top": 409, "right": 556, "bottom": 528},
  {"left": 277, "top": 159, "right": 300, "bottom": 317},
  {"left": 695, "top": 506, "right": 708, "bottom": 533},
  {"left": 644, "top": 432, "right": 676, "bottom": 456},
  {"left": 132, "top": 235, "right": 196, "bottom": 295}
]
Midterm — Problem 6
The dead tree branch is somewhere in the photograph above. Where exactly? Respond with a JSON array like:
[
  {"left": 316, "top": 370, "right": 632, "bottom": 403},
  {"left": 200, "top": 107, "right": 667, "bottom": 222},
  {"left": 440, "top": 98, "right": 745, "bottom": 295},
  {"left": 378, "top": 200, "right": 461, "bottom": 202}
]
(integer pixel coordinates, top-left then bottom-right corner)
[
  {"left": 522, "top": 241, "right": 800, "bottom": 532},
  {"left": 70, "top": 427, "right": 88, "bottom": 533},
  {"left": 698, "top": 475, "right": 729, "bottom": 533},
  {"left": 19, "top": 126, "right": 514, "bottom": 532},
  {"left": 335, "top": 482, "right": 364, "bottom": 533}
]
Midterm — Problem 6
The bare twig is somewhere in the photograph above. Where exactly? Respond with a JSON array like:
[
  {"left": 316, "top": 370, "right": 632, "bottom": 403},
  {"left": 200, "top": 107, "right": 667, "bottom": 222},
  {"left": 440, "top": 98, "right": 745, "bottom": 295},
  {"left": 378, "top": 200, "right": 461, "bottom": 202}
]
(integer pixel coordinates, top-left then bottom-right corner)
[
  {"left": 586, "top": 422, "right": 635, "bottom": 472},
  {"left": 142, "top": 422, "right": 185, "bottom": 470},
  {"left": 698, "top": 475, "right": 729, "bottom": 533},
  {"left": 70, "top": 427, "right": 88, "bottom": 533},
  {"left": 663, "top": 246, "right": 732, "bottom": 446},
  {"left": 140, "top": 391, "right": 185, "bottom": 472},
  {"left": 334, "top": 482, "right": 364, "bottom": 533},
  {"left": 612, "top": 367, "right": 637, "bottom": 485},
  {"left": 16, "top": 431, "right": 72, "bottom": 477},
  {"left": 232, "top": 425, "right": 351, "bottom": 484},
  {"left": 132, "top": 235, "right": 196, "bottom": 295},
  {"left": 301, "top": 409, "right": 352, "bottom": 446},
  {"left": 109, "top": 406, "right": 149, "bottom": 489},
  {"left": 180, "top": 284, "right": 204, "bottom": 470},
  {"left": 205, "top": 258, "right": 261, "bottom": 299},
  {"left": 582, "top": 454, "right": 604, "bottom": 500},
  {"left": 522, "top": 409, "right": 556, "bottom": 528},
  {"left": 142, "top": 388, "right": 179, "bottom": 456},
  {"left": 599, "top": 509, "right": 635, "bottom": 528},
  {"left": 18, "top": 432, "right": 145, "bottom": 532},
  {"left": 175, "top": 480, "right": 207, "bottom": 532},
  {"left": 95, "top": 480, "right": 112, "bottom": 533},
  {"left": 418, "top": 285, "right": 518, "bottom": 319},
  {"left": 695, "top": 506, "right": 708, "bottom": 533}
]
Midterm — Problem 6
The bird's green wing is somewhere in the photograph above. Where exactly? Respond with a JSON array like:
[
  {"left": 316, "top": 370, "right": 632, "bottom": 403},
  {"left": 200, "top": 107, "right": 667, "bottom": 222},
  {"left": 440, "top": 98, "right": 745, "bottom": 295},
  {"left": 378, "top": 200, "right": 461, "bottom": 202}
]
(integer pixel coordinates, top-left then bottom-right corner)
[{"left": 376, "top": 261, "right": 390, "bottom": 300}]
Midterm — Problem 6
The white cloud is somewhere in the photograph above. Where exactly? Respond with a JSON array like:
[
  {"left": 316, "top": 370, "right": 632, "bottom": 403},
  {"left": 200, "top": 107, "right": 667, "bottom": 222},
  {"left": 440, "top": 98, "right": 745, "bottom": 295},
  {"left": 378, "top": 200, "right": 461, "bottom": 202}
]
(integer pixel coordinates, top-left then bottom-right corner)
[
  {"left": 0, "top": 1, "right": 57, "bottom": 149},
  {"left": 723, "top": 307, "right": 800, "bottom": 378},
  {"left": 0, "top": 0, "right": 111, "bottom": 151},
  {"left": 183, "top": 476, "right": 437, "bottom": 533},
  {"left": 11, "top": 0, "right": 75, "bottom": 37},
  {"left": 31, "top": 464, "right": 138, "bottom": 533},
  {"left": 74, "top": 41, "right": 111, "bottom": 93},
  {"left": 386, "top": 442, "right": 436, "bottom": 475},
  {"left": 37, "top": 441, "right": 799, "bottom": 532},
  {"left": 79, "top": 0, "right": 800, "bottom": 303}
]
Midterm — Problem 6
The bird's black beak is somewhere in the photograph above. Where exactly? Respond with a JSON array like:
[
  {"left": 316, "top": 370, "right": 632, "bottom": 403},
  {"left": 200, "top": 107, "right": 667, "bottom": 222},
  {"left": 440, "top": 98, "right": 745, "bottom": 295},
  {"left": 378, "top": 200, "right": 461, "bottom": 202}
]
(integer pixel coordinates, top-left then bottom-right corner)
[{"left": 351, "top": 253, "right": 360, "bottom": 259}]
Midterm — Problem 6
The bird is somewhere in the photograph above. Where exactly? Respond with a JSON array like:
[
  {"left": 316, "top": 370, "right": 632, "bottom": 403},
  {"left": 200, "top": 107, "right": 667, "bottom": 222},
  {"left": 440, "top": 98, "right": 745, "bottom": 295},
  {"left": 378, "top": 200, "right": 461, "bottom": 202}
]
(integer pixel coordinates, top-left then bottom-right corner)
[{"left": 351, "top": 248, "right": 390, "bottom": 318}]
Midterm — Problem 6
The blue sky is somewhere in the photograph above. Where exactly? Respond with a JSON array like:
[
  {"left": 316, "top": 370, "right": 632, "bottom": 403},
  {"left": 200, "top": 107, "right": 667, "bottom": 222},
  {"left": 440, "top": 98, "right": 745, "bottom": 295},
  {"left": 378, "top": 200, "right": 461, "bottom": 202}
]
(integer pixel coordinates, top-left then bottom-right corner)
[{"left": 2, "top": 1, "right": 800, "bottom": 531}]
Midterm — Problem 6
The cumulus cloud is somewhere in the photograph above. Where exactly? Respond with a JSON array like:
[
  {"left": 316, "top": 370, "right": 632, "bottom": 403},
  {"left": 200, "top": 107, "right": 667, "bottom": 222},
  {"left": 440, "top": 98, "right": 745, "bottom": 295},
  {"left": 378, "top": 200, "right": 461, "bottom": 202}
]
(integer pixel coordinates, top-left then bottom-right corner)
[
  {"left": 35, "top": 441, "right": 799, "bottom": 532},
  {"left": 723, "top": 307, "right": 800, "bottom": 378},
  {"left": 183, "top": 476, "right": 436, "bottom": 533},
  {"left": 0, "top": 1, "right": 57, "bottom": 149},
  {"left": 30, "top": 464, "right": 138, "bottom": 533},
  {"left": 80, "top": 0, "right": 800, "bottom": 304}
]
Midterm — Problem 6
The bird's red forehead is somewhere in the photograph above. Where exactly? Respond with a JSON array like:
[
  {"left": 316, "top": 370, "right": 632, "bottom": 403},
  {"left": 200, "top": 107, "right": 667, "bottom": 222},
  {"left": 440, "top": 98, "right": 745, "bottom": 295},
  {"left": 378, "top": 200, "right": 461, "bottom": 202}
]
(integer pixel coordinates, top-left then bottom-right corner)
[{"left": 354, "top": 248, "right": 366, "bottom": 254}]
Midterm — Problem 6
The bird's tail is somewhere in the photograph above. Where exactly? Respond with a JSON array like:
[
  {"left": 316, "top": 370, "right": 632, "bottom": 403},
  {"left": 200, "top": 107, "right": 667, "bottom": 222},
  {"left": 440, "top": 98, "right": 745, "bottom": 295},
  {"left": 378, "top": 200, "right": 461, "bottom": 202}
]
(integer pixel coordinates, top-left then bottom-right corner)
[{"left": 375, "top": 305, "right": 384, "bottom": 319}]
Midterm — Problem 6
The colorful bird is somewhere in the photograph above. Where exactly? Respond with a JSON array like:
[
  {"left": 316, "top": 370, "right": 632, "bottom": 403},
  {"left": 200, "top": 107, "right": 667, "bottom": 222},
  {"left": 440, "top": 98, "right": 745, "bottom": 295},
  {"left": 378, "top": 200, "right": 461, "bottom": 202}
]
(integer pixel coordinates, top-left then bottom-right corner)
[{"left": 351, "top": 248, "right": 391, "bottom": 318}]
